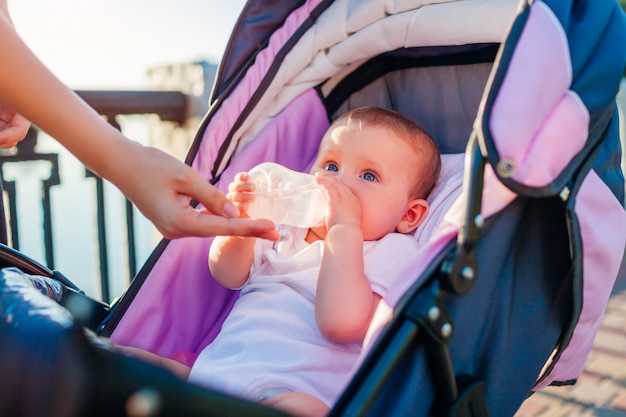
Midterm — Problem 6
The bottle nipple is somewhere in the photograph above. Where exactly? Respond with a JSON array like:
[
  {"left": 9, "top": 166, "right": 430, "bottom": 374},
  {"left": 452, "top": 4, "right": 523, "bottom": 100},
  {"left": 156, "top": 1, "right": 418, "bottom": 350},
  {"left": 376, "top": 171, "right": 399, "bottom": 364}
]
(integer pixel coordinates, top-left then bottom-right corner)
[{"left": 246, "top": 162, "right": 327, "bottom": 228}]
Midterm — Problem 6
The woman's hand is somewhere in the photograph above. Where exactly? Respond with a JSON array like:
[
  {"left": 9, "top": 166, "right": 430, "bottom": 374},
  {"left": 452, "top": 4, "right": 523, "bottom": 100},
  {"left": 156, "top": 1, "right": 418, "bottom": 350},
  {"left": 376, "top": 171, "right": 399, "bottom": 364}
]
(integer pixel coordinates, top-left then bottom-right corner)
[
  {"left": 0, "top": 105, "right": 29, "bottom": 148},
  {"left": 112, "top": 144, "right": 279, "bottom": 241}
]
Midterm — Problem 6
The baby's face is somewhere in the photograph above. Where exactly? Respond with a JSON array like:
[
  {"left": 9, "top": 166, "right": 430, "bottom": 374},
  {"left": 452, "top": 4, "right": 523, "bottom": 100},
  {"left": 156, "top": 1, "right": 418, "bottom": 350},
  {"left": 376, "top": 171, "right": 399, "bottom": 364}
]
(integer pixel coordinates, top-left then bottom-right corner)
[{"left": 310, "top": 123, "right": 419, "bottom": 241}]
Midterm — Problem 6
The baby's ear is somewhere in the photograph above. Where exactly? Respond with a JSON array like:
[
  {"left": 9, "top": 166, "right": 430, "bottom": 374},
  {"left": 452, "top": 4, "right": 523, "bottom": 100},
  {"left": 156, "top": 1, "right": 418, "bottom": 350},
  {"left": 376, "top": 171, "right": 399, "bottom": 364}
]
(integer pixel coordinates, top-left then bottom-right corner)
[{"left": 396, "top": 199, "right": 429, "bottom": 234}]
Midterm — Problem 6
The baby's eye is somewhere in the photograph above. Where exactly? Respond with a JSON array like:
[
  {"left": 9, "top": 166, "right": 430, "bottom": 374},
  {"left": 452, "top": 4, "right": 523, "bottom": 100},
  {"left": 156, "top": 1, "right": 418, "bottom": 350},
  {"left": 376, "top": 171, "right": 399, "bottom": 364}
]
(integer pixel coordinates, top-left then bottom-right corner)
[
  {"left": 361, "top": 172, "right": 377, "bottom": 182},
  {"left": 324, "top": 163, "right": 339, "bottom": 172}
]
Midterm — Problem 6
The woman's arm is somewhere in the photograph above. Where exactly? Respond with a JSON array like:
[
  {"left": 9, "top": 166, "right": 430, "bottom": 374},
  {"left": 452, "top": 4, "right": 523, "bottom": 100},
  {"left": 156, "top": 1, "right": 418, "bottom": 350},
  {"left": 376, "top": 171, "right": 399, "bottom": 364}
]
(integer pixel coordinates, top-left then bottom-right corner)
[
  {"left": 0, "top": 6, "right": 278, "bottom": 240},
  {"left": 0, "top": 1, "right": 32, "bottom": 147}
]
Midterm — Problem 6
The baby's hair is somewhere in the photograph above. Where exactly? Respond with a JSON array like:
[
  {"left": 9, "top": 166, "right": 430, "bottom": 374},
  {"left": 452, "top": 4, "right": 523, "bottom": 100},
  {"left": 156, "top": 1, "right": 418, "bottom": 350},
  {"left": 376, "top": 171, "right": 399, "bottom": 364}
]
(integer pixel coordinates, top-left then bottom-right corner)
[{"left": 332, "top": 107, "right": 442, "bottom": 199}]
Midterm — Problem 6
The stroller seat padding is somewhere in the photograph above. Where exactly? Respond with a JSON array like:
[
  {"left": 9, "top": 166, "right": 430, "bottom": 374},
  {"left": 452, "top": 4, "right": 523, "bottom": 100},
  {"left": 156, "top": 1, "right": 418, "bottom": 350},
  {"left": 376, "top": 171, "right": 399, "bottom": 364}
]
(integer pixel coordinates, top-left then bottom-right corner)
[{"left": 413, "top": 153, "right": 465, "bottom": 248}]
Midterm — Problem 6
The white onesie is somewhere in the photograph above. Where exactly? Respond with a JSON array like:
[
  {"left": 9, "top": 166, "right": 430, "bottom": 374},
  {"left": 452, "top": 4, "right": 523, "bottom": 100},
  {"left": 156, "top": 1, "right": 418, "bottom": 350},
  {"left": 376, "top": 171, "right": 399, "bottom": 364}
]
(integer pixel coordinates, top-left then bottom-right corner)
[{"left": 188, "top": 226, "right": 419, "bottom": 407}]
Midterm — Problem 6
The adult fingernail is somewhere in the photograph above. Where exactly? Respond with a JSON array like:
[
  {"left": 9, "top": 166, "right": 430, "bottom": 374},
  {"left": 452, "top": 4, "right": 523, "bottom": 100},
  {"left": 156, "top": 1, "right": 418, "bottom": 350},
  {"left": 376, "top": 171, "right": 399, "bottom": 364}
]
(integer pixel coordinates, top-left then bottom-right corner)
[{"left": 223, "top": 202, "right": 239, "bottom": 218}]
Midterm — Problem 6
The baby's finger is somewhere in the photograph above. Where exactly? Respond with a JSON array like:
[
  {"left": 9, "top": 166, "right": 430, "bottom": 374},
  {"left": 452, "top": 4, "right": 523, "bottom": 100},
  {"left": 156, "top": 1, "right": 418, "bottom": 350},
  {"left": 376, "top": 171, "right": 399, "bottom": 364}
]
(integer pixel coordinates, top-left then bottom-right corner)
[
  {"left": 234, "top": 172, "right": 249, "bottom": 182},
  {"left": 234, "top": 201, "right": 250, "bottom": 214},
  {"left": 227, "top": 190, "right": 256, "bottom": 204},
  {"left": 315, "top": 172, "right": 347, "bottom": 196},
  {"left": 314, "top": 171, "right": 337, "bottom": 189},
  {"left": 228, "top": 180, "right": 255, "bottom": 194}
]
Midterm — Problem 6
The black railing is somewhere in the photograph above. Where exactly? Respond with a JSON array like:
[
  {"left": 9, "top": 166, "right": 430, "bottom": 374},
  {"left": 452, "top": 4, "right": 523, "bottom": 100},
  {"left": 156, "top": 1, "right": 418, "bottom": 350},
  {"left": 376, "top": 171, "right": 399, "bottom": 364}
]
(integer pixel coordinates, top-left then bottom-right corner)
[{"left": 0, "top": 90, "right": 188, "bottom": 303}]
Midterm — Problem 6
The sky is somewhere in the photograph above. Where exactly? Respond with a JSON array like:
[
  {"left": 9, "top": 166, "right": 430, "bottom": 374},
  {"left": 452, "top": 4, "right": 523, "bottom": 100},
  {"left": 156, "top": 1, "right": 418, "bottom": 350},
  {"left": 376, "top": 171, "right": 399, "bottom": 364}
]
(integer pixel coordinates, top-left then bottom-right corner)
[{"left": 9, "top": 0, "right": 247, "bottom": 89}]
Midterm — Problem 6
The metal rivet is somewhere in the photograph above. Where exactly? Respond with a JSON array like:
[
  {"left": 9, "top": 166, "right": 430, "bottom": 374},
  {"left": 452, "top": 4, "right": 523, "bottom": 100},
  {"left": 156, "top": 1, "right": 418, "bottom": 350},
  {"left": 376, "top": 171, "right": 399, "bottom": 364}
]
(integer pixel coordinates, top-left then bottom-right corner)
[
  {"left": 497, "top": 159, "right": 516, "bottom": 178},
  {"left": 559, "top": 187, "right": 570, "bottom": 202},
  {"left": 428, "top": 306, "right": 440, "bottom": 321},
  {"left": 474, "top": 214, "right": 484, "bottom": 229},
  {"left": 441, "top": 323, "right": 452, "bottom": 338},
  {"left": 126, "top": 387, "right": 162, "bottom": 417},
  {"left": 461, "top": 266, "right": 474, "bottom": 281}
]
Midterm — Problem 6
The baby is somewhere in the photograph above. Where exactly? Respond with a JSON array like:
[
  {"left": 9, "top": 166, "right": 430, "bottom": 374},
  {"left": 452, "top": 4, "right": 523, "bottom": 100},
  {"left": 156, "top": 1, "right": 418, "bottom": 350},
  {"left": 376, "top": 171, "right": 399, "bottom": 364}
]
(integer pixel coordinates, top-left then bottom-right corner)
[{"left": 122, "top": 106, "right": 441, "bottom": 417}]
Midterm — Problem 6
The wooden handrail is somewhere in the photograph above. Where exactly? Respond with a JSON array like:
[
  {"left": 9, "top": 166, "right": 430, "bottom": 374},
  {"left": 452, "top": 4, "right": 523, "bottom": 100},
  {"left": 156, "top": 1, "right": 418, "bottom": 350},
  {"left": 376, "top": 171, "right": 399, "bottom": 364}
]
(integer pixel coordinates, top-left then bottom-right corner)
[{"left": 76, "top": 90, "right": 188, "bottom": 124}]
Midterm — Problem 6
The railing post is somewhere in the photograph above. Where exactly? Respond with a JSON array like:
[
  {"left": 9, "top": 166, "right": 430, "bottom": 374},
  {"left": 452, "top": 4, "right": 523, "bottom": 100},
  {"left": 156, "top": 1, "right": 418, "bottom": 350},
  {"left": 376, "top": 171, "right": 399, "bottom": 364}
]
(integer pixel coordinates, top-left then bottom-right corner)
[
  {"left": 85, "top": 169, "right": 110, "bottom": 303},
  {"left": 0, "top": 127, "right": 60, "bottom": 268}
]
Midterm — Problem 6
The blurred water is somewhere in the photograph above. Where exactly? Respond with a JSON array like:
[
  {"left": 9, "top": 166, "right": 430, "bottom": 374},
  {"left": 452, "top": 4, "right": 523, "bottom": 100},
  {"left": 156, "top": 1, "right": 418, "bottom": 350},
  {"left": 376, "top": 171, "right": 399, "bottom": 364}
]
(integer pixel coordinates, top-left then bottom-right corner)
[{"left": 3, "top": 115, "right": 159, "bottom": 301}]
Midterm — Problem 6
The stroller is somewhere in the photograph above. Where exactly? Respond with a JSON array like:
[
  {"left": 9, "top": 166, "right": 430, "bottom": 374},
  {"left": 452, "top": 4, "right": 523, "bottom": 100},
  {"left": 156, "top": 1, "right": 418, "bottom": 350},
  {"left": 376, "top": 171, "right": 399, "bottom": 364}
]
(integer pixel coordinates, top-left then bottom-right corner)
[{"left": 1, "top": 0, "right": 625, "bottom": 416}]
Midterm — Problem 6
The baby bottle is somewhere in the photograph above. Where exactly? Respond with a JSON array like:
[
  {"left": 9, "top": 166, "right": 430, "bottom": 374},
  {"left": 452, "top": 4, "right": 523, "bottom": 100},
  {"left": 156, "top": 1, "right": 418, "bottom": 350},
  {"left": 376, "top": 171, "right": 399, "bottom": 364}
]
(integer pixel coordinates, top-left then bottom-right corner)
[{"left": 246, "top": 162, "right": 328, "bottom": 228}]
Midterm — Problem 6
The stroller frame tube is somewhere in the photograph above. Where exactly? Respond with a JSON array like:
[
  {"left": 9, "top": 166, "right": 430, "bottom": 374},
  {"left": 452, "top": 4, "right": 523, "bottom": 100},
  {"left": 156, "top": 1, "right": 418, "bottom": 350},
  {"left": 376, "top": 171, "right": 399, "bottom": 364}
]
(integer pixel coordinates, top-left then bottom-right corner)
[{"left": 439, "top": 133, "right": 485, "bottom": 295}]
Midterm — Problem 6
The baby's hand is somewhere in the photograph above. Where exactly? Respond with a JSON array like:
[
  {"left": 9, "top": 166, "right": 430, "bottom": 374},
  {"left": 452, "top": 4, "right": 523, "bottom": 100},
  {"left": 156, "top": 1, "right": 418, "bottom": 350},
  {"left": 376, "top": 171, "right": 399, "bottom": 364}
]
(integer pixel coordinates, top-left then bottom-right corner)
[
  {"left": 315, "top": 171, "right": 361, "bottom": 230},
  {"left": 227, "top": 172, "right": 256, "bottom": 217},
  {"left": 224, "top": 172, "right": 280, "bottom": 241}
]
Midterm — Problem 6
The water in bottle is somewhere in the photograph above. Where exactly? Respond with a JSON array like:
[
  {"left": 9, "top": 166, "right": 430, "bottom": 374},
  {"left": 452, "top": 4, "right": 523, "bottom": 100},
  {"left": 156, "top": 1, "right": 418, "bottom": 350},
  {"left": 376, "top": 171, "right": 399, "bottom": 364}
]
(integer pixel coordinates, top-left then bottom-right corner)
[{"left": 246, "top": 162, "right": 327, "bottom": 228}]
